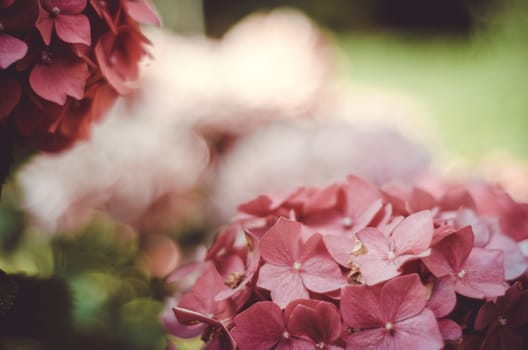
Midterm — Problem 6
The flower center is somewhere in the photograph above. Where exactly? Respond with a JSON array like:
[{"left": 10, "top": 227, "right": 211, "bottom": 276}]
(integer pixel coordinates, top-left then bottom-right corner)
[
  {"left": 498, "top": 316, "right": 507, "bottom": 326},
  {"left": 387, "top": 249, "right": 396, "bottom": 260},
  {"left": 385, "top": 322, "right": 394, "bottom": 332},
  {"left": 282, "top": 331, "right": 290, "bottom": 340},
  {"left": 292, "top": 261, "right": 302, "bottom": 271},
  {"left": 224, "top": 272, "right": 245, "bottom": 289},
  {"left": 51, "top": 6, "right": 60, "bottom": 17},
  {"left": 41, "top": 50, "right": 53, "bottom": 65},
  {"left": 0, "top": 22, "right": 4, "bottom": 32},
  {"left": 342, "top": 217, "right": 353, "bottom": 228},
  {"left": 316, "top": 342, "right": 325, "bottom": 349},
  {"left": 457, "top": 269, "right": 466, "bottom": 279},
  {"left": 99, "top": 0, "right": 106, "bottom": 6}
]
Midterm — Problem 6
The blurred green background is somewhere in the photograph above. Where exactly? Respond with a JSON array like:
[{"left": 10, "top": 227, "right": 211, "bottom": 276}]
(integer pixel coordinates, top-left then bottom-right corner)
[{"left": 1, "top": 0, "right": 527, "bottom": 349}]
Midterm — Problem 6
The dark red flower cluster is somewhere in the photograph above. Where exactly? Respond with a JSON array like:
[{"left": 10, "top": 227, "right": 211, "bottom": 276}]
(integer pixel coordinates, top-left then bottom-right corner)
[
  {"left": 166, "top": 175, "right": 528, "bottom": 349},
  {"left": 0, "top": 0, "right": 159, "bottom": 187}
]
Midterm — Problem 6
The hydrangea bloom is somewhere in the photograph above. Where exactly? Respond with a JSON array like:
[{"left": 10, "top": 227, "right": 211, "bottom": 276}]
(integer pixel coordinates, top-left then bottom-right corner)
[
  {"left": 0, "top": 0, "right": 159, "bottom": 190},
  {"left": 165, "top": 174, "right": 528, "bottom": 349}
]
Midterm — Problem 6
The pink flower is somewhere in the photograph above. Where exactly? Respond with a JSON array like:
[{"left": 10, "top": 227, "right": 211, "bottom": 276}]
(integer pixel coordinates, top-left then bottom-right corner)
[
  {"left": 340, "top": 273, "right": 443, "bottom": 350},
  {"left": 231, "top": 301, "right": 313, "bottom": 350},
  {"left": 351, "top": 210, "right": 433, "bottom": 285},
  {"left": 257, "top": 217, "right": 345, "bottom": 308},
  {"left": 426, "top": 276, "right": 462, "bottom": 342},
  {"left": 475, "top": 282, "right": 528, "bottom": 350},
  {"left": 422, "top": 227, "right": 507, "bottom": 299},
  {"left": 37, "top": 0, "right": 91, "bottom": 45}
]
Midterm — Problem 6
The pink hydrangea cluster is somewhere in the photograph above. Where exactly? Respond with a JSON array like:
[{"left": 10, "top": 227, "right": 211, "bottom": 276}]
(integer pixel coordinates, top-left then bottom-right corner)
[
  {"left": 0, "top": 0, "right": 159, "bottom": 189},
  {"left": 165, "top": 175, "right": 528, "bottom": 350}
]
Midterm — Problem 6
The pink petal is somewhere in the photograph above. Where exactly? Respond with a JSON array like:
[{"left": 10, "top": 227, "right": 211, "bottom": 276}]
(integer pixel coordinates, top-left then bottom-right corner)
[
  {"left": 300, "top": 234, "right": 346, "bottom": 293},
  {"left": 303, "top": 183, "right": 341, "bottom": 214},
  {"left": 345, "top": 328, "right": 394, "bottom": 349},
  {"left": 36, "top": 11, "right": 54, "bottom": 45},
  {"left": 55, "top": 14, "right": 91, "bottom": 45},
  {"left": 29, "top": 54, "right": 89, "bottom": 105},
  {"left": 257, "top": 264, "right": 308, "bottom": 309},
  {"left": 455, "top": 247, "right": 506, "bottom": 299},
  {"left": 344, "top": 175, "right": 383, "bottom": 221},
  {"left": 48, "top": 0, "right": 87, "bottom": 13},
  {"left": 381, "top": 274, "right": 427, "bottom": 322},
  {"left": 486, "top": 230, "right": 527, "bottom": 280},
  {"left": 0, "top": 75, "right": 21, "bottom": 120},
  {"left": 437, "top": 318, "right": 462, "bottom": 341},
  {"left": 392, "top": 309, "right": 443, "bottom": 350},
  {"left": 427, "top": 276, "right": 456, "bottom": 318},
  {"left": 355, "top": 228, "right": 401, "bottom": 285},
  {"left": 323, "top": 234, "right": 358, "bottom": 267},
  {"left": 392, "top": 210, "right": 433, "bottom": 255},
  {"left": 125, "top": 0, "right": 161, "bottom": 26},
  {"left": 289, "top": 303, "right": 341, "bottom": 343},
  {"left": 341, "top": 284, "right": 384, "bottom": 329},
  {"left": 231, "top": 301, "right": 285, "bottom": 350},
  {"left": 0, "top": 34, "right": 27, "bottom": 68},
  {"left": 422, "top": 227, "right": 474, "bottom": 278},
  {"left": 260, "top": 217, "right": 302, "bottom": 266}
]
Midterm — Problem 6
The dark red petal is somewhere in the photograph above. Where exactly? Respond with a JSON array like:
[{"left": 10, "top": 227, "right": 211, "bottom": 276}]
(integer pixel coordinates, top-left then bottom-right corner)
[
  {"left": 0, "top": 34, "right": 27, "bottom": 68},
  {"left": 54, "top": 14, "right": 91, "bottom": 45},
  {"left": 231, "top": 301, "right": 285, "bottom": 350},
  {"left": 0, "top": 0, "right": 15, "bottom": 8},
  {"left": 125, "top": 0, "right": 161, "bottom": 26},
  {"left": 29, "top": 54, "right": 89, "bottom": 105},
  {"left": 0, "top": 75, "right": 21, "bottom": 119}
]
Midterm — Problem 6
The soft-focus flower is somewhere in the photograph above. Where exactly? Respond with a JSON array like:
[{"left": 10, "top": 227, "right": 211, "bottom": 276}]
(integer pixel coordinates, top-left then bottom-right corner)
[
  {"left": 257, "top": 218, "right": 345, "bottom": 308},
  {"left": 340, "top": 274, "right": 443, "bottom": 350}
]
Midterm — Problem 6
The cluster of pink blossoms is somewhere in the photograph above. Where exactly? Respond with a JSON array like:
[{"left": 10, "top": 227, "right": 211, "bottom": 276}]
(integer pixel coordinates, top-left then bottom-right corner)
[
  {"left": 165, "top": 175, "right": 528, "bottom": 350},
  {"left": 0, "top": 0, "right": 159, "bottom": 188}
]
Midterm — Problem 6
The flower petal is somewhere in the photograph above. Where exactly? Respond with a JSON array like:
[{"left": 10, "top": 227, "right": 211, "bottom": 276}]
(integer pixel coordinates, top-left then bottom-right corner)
[
  {"left": 125, "top": 0, "right": 161, "bottom": 26},
  {"left": 381, "top": 274, "right": 427, "bottom": 322},
  {"left": 437, "top": 318, "right": 462, "bottom": 341},
  {"left": 29, "top": 54, "right": 89, "bottom": 105},
  {"left": 257, "top": 264, "right": 308, "bottom": 309},
  {"left": 426, "top": 276, "right": 456, "bottom": 318},
  {"left": 392, "top": 308, "right": 443, "bottom": 350},
  {"left": 231, "top": 301, "right": 285, "bottom": 350},
  {"left": 341, "top": 284, "right": 384, "bottom": 329},
  {"left": 345, "top": 328, "right": 394, "bottom": 350},
  {"left": 260, "top": 217, "right": 302, "bottom": 266},
  {"left": 48, "top": 0, "right": 87, "bottom": 13},
  {"left": 55, "top": 14, "right": 91, "bottom": 45},
  {"left": 455, "top": 247, "right": 506, "bottom": 299},
  {"left": 0, "top": 34, "right": 27, "bottom": 68},
  {"left": 392, "top": 210, "right": 433, "bottom": 256}
]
